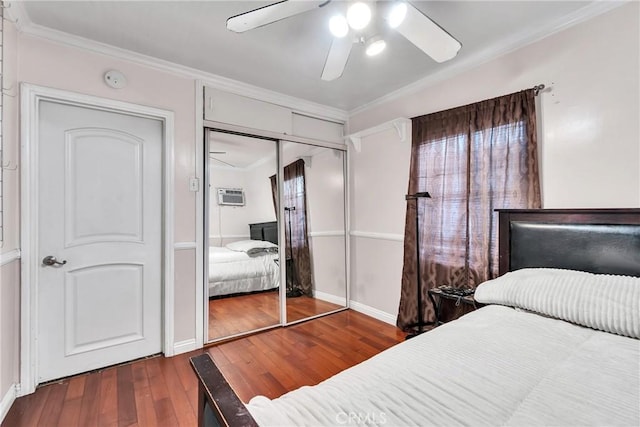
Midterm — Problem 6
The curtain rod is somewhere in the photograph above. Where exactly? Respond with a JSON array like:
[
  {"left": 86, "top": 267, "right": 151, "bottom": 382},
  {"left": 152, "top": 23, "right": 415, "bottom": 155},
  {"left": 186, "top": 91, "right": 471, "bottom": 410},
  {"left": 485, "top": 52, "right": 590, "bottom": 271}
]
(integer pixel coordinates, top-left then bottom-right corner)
[{"left": 533, "top": 84, "right": 545, "bottom": 96}]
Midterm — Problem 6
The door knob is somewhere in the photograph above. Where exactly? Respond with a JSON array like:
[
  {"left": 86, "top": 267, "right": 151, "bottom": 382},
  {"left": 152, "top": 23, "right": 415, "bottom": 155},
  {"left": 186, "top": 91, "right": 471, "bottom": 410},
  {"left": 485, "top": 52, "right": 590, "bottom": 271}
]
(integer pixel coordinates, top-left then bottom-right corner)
[{"left": 42, "top": 256, "right": 67, "bottom": 267}]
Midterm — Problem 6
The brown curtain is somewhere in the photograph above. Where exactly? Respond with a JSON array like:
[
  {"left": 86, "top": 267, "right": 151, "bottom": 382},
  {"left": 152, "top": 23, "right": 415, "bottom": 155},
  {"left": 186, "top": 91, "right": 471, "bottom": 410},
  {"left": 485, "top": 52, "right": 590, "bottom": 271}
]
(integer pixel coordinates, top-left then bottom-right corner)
[
  {"left": 270, "top": 174, "right": 278, "bottom": 214},
  {"left": 397, "top": 89, "right": 541, "bottom": 330},
  {"left": 270, "top": 159, "right": 313, "bottom": 296}
]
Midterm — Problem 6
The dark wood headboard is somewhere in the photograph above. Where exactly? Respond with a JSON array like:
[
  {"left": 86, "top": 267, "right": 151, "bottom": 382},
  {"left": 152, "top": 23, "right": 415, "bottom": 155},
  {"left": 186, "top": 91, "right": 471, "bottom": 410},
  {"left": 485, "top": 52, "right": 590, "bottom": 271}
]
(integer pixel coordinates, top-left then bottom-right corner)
[
  {"left": 498, "top": 209, "right": 640, "bottom": 277},
  {"left": 249, "top": 221, "right": 278, "bottom": 245}
]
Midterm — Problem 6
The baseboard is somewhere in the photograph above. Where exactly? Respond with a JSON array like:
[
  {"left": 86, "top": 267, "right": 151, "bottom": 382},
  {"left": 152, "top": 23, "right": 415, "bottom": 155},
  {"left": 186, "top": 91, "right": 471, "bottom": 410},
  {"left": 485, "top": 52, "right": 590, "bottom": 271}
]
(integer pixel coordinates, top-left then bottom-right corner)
[
  {"left": 314, "top": 291, "right": 347, "bottom": 306},
  {"left": 173, "top": 338, "right": 198, "bottom": 355},
  {"left": 0, "top": 384, "right": 17, "bottom": 423},
  {"left": 348, "top": 300, "right": 397, "bottom": 326}
]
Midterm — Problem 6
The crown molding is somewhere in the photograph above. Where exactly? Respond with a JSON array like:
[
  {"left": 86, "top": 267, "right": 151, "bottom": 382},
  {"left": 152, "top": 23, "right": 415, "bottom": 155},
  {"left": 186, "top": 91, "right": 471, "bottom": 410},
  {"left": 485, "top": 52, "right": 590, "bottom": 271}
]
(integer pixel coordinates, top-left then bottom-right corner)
[
  {"left": 348, "top": 1, "right": 628, "bottom": 117},
  {"left": 7, "top": 0, "right": 625, "bottom": 122},
  {"left": 9, "top": 3, "right": 348, "bottom": 123},
  {"left": 4, "top": 1, "right": 32, "bottom": 31}
]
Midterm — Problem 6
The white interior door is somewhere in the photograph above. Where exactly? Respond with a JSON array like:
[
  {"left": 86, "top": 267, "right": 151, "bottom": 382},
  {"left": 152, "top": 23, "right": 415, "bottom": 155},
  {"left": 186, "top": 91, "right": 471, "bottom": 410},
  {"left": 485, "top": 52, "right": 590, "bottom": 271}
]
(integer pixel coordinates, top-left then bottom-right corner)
[{"left": 37, "top": 100, "right": 163, "bottom": 382}]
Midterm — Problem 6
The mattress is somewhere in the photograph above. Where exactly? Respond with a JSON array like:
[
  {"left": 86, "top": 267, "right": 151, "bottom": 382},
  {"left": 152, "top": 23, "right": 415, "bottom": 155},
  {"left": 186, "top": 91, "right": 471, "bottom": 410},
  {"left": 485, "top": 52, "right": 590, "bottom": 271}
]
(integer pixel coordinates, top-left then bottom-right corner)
[
  {"left": 208, "top": 246, "right": 279, "bottom": 297},
  {"left": 247, "top": 305, "right": 640, "bottom": 426}
]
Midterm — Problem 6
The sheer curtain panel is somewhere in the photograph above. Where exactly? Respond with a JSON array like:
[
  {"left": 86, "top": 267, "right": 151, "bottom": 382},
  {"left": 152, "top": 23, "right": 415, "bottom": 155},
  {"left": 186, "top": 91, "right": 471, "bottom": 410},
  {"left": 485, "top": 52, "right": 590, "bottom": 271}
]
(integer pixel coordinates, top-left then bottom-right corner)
[
  {"left": 397, "top": 89, "right": 541, "bottom": 330},
  {"left": 271, "top": 159, "right": 313, "bottom": 296}
]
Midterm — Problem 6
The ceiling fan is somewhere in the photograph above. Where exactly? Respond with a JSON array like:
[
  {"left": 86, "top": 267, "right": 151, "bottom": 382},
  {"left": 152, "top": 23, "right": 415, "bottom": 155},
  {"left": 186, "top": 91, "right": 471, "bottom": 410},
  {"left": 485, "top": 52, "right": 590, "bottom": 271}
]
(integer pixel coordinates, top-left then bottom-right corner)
[{"left": 226, "top": 1, "right": 462, "bottom": 81}]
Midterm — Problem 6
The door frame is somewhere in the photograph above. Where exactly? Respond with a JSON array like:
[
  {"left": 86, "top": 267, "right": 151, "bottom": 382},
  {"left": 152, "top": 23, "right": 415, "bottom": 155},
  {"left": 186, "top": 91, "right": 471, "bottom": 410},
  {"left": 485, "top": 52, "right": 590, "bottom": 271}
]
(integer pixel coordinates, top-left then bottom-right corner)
[{"left": 19, "top": 83, "right": 175, "bottom": 395}]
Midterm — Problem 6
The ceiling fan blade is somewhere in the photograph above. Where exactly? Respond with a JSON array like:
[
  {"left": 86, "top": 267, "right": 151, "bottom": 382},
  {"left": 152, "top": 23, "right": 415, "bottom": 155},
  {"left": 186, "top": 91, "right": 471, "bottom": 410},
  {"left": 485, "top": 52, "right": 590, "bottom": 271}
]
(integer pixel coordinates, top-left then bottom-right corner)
[
  {"left": 227, "top": 0, "right": 327, "bottom": 33},
  {"left": 321, "top": 37, "right": 353, "bottom": 81},
  {"left": 393, "top": 3, "right": 461, "bottom": 63},
  {"left": 209, "top": 156, "right": 236, "bottom": 168}
]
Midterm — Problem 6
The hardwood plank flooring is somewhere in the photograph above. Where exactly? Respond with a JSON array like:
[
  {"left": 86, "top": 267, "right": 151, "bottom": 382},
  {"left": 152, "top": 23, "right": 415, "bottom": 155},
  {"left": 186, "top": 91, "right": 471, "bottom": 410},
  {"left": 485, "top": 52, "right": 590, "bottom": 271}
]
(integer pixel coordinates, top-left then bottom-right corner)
[
  {"left": 208, "top": 291, "right": 344, "bottom": 341},
  {"left": 208, "top": 291, "right": 279, "bottom": 340},
  {"left": 286, "top": 295, "right": 343, "bottom": 323},
  {"left": 3, "top": 310, "right": 405, "bottom": 427}
]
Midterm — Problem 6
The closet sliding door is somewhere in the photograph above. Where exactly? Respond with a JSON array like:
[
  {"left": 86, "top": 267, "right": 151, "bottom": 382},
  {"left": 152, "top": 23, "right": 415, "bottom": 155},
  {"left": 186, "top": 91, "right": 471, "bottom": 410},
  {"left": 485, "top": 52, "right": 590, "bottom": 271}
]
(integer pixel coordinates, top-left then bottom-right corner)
[
  {"left": 204, "top": 128, "right": 348, "bottom": 342},
  {"left": 205, "top": 129, "right": 281, "bottom": 342},
  {"left": 280, "top": 141, "right": 348, "bottom": 324}
]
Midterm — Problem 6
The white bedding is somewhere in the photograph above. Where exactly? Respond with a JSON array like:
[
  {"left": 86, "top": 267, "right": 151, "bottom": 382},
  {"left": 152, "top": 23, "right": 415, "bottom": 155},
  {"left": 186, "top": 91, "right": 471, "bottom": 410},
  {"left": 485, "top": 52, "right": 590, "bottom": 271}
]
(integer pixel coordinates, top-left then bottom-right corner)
[
  {"left": 475, "top": 268, "right": 640, "bottom": 338},
  {"left": 208, "top": 246, "right": 279, "bottom": 297},
  {"left": 247, "top": 305, "right": 640, "bottom": 426}
]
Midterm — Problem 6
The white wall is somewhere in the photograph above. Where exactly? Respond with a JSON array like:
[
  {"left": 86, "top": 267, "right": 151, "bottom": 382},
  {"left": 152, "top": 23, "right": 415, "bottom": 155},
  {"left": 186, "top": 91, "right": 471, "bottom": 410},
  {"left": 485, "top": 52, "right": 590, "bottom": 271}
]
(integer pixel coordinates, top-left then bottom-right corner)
[
  {"left": 1, "top": 24, "right": 19, "bottom": 253},
  {"left": 0, "top": 19, "right": 20, "bottom": 418},
  {"left": 349, "top": 127, "right": 410, "bottom": 322},
  {"left": 16, "top": 33, "right": 199, "bottom": 345},
  {"left": 245, "top": 158, "right": 278, "bottom": 225},
  {"left": 304, "top": 148, "right": 347, "bottom": 301},
  {"left": 208, "top": 159, "right": 277, "bottom": 247},
  {"left": 348, "top": 3, "right": 640, "bottom": 323},
  {"left": 8, "top": 27, "right": 345, "bottom": 388}
]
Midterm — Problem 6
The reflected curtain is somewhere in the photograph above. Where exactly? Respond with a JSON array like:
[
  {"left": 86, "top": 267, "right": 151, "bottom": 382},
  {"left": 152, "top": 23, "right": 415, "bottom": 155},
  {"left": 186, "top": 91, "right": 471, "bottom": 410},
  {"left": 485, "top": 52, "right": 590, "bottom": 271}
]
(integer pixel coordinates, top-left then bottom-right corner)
[
  {"left": 270, "top": 159, "right": 313, "bottom": 296},
  {"left": 397, "top": 89, "right": 541, "bottom": 330}
]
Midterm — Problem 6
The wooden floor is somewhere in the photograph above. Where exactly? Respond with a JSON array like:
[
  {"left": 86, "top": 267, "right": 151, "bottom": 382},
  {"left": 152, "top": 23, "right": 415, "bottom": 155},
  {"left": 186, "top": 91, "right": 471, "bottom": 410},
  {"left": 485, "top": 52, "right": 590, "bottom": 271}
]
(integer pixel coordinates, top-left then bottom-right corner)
[
  {"left": 3, "top": 310, "right": 405, "bottom": 427},
  {"left": 208, "top": 291, "right": 343, "bottom": 341},
  {"left": 209, "top": 291, "right": 279, "bottom": 340},
  {"left": 286, "top": 294, "right": 342, "bottom": 323}
]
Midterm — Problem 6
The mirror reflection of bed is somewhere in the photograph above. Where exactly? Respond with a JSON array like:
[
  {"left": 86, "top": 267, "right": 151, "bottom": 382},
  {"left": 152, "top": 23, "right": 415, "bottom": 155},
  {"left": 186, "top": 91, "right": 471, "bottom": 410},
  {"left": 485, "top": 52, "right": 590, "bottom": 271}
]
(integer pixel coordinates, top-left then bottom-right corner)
[
  {"left": 207, "top": 131, "right": 347, "bottom": 342},
  {"left": 208, "top": 222, "right": 280, "bottom": 339},
  {"left": 207, "top": 132, "right": 281, "bottom": 341}
]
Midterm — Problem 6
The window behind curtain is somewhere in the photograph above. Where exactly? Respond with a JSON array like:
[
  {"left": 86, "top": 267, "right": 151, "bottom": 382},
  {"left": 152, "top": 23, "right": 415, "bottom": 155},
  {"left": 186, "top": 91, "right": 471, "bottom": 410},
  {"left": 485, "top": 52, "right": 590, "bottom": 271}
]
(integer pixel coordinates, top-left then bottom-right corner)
[{"left": 397, "top": 89, "right": 541, "bottom": 330}]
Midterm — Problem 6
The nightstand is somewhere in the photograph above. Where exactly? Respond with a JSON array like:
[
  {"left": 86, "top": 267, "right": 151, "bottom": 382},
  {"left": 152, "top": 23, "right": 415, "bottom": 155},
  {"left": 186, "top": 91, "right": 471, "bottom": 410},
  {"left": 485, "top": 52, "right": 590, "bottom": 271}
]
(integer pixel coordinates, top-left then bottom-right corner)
[{"left": 428, "top": 286, "right": 477, "bottom": 326}]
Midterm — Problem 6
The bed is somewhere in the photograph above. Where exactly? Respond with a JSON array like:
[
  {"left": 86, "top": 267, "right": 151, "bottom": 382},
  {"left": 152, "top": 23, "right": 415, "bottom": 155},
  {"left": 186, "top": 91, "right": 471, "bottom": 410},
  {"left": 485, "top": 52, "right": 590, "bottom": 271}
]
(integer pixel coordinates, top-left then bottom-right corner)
[
  {"left": 208, "top": 222, "right": 280, "bottom": 298},
  {"left": 192, "top": 209, "right": 640, "bottom": 426}
]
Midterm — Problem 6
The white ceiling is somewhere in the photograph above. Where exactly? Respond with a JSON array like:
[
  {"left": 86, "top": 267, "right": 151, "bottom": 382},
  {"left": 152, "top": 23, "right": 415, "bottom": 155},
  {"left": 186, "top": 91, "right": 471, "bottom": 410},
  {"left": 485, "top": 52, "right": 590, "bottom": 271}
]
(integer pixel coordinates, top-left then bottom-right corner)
[
  {"left": 17, "top": 1, "right": 614, "bottom": 111},
  {"left": 209, "top": 131, "right": 277, "bottom": 169}
]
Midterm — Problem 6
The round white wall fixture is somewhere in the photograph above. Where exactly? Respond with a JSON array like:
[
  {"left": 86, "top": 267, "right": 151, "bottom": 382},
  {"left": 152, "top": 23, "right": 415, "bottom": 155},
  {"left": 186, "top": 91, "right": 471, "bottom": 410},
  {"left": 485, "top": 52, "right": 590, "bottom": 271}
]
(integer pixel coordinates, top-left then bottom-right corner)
[{"left": 104, "top": 70, "right": 127, "bottom": 89}]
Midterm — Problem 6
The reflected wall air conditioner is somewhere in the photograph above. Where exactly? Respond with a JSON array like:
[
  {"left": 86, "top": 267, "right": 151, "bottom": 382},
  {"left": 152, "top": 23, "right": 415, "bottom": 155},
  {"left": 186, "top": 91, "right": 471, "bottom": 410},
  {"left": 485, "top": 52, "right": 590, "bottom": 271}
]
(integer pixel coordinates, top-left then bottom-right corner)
[{"left": 217, "top": 188, "right": 245, "bottom": 206}]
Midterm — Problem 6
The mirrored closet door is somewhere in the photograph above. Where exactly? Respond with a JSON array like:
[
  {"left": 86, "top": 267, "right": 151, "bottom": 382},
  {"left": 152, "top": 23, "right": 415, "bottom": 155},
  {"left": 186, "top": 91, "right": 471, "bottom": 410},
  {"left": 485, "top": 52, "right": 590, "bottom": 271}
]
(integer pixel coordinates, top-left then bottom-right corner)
[
  {"left": 205, "top": 128, "right": 348, "bottom": 342},
  {"left": 280, "top": 141, "right": 347, "bottom": 324},
  {"left": 206, "top": 130, "right": 281, "bottom": 342}
]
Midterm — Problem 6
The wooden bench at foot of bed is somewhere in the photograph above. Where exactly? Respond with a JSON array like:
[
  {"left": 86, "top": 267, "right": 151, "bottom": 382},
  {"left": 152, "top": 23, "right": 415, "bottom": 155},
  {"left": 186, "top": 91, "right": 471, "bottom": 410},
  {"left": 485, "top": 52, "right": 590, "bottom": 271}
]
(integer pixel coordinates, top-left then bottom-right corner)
[{"left": 190, "top": 353, "right": 258, "bottom": 427}]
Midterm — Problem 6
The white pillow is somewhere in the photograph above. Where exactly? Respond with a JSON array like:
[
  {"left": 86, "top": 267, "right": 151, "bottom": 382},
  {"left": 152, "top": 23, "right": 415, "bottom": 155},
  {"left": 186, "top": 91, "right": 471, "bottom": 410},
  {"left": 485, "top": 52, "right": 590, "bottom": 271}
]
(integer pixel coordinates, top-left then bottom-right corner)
[
  {"left": 475, "top": 268, "right": 640, "bottom": 339},
  {"left": 226, "top": 240, "right": 277, "bottom": 253}
]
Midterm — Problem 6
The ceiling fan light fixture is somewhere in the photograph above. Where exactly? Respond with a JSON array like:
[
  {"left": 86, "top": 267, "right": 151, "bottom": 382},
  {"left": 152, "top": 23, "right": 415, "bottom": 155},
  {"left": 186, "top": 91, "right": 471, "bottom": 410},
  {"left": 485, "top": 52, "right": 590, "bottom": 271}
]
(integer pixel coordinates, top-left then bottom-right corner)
[
  {"left": 329, "top": 14, "right": 349, "bottom": 38},
  {"left": 347, "top": 2, "right": 371, "bottom": 30},
  {"left": 388, "top": 2, "right": 407, "bottom": 28},
  {"left": 366, "top": 37, "right": 386, "bottom": 56}
]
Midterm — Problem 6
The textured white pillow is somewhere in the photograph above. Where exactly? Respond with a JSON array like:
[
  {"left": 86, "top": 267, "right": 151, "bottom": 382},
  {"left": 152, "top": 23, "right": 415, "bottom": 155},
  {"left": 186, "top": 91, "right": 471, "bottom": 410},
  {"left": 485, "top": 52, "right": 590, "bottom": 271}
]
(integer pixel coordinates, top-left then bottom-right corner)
[
  {"left": 475, "top": 268, "right": 640, "bottom": 339},
  {"left": 226, "top": 239, "right": 277, "bottom": 253}
]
